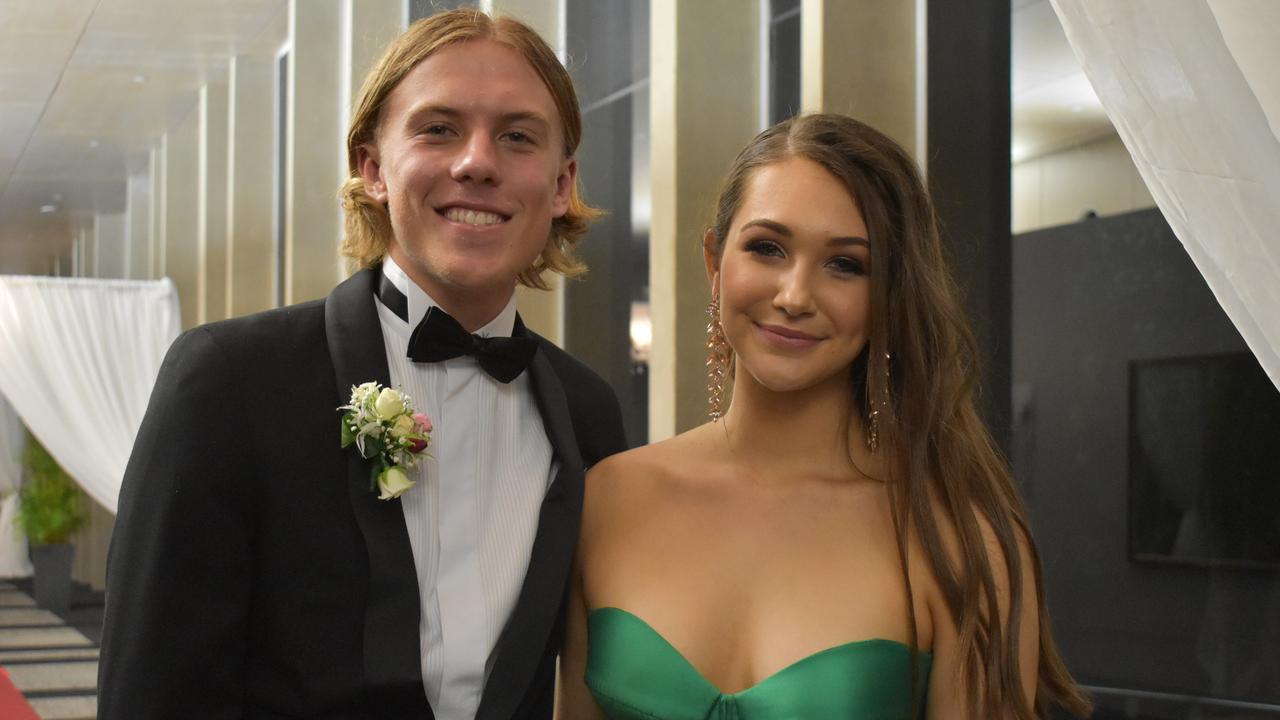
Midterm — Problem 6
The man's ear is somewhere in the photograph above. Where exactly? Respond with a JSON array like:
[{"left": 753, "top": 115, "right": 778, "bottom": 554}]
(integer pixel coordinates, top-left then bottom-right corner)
[
  {"left": 703, "top": 229, "right": 720, "bottom": 290},
  {"left": 551, "top": 157, "right": 577, "bottom": 217},
  {"left": 356, "top": 143, "right": 387, "bottom": 203}
]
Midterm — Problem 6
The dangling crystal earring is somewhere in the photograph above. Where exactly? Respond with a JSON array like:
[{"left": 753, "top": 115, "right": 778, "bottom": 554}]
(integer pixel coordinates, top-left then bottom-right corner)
[
  {"left": 706, "top": 295, "right": 731, "bottom": 421},
  {"left": 866, "top": 351, "right": 890, "bottom": 452}
]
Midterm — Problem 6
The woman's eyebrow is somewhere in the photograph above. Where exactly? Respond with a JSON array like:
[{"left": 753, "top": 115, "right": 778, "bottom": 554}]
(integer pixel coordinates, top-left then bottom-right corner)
[
  {"left": 739, "top": 218, "right": 791, "bottom": 236},
  {"left": 739, "top": 218, "right": 868, "bottom": 247}
]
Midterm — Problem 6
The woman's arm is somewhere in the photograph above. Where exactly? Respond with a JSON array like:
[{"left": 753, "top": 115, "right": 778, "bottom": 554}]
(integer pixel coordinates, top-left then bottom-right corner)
[
  {"left": 555, "top": 552, "right": 605, "bottom": 720},
  {"left": 926, "top": 516, "right": 1040, "bottom": 719},
  {"left": 557, "top": 460, "right": 616, "bottom": 720}
]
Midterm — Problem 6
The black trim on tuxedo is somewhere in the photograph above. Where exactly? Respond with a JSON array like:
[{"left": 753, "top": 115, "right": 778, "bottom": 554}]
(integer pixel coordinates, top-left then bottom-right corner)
[
  {"left": 326, "top": 268, "right": 432, "bottom": 717},
  {"left": 475, "top": 321, "right": 585, "bottom": 720}
]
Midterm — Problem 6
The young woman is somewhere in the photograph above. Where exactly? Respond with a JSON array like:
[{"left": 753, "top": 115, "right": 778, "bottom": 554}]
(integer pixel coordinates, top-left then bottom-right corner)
[{"left": 557, "top": 114, "right": 1091, "bottom": 719}]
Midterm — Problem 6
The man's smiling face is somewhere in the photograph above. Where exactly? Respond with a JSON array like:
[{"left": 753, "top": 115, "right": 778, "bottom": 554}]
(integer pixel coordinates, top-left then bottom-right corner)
[{"left": 357, "top": 39, "right": 575, "bottom": 317}]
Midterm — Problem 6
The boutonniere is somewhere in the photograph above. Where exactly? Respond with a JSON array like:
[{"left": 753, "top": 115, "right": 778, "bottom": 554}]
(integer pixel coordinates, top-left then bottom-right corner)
[{"left": 338, "top": 382, "right": 433, "bottom": 500}]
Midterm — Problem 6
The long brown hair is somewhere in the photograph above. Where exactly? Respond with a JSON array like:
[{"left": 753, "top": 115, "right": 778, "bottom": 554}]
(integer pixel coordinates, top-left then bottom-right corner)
[
  {"left": 707, "top": 114, "right": 1091, "bottom": 719},
  {"left": 340, "top": 8, "right": 600, "bottom": 289}
]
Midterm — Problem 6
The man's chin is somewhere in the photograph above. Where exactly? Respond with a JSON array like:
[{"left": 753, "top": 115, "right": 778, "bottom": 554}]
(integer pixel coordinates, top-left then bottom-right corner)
[
  {"left": 432, "top": 267, "right": 522, "bottom": 301},
  {"left": 441, "top": 251, "right": 543, "bottom": 284},
  {"left": 397, "top": 252, "right": 503, "bottom": 287}
]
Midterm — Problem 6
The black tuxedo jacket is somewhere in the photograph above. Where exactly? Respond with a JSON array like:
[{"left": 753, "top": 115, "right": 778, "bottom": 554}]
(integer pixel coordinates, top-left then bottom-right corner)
[{"left": 98, "top": 269, "right": 627, "bottom": 719}]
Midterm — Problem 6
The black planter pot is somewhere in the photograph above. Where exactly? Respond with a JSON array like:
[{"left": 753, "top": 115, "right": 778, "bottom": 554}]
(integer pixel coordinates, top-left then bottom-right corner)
[{"left": 30, "top": 542, "right": 75, "bottom": 612}]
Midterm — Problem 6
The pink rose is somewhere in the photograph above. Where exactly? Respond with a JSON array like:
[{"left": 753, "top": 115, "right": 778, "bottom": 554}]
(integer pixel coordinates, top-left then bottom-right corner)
[{"left": 413, "top": 412, "right": 433, "bottom": 433}]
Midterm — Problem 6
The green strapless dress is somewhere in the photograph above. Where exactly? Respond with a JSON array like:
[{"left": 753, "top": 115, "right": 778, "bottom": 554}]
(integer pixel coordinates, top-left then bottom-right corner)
[{"left": 585, "top": 607, "right": 930, "bottom": 720}]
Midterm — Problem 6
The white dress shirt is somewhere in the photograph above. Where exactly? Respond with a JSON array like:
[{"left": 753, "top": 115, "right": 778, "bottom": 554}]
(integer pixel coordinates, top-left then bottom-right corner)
[{"left": 375, "top": 257, "right": 555, "bottom": 720}]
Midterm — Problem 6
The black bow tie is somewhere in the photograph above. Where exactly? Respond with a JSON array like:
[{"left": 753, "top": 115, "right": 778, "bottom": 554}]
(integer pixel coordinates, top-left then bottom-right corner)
[
  {"left": 408, "top": 307, "right": 536, "bottom": 383},
  {"left": 377, "top": 273, "right": 536, "bottom": 383}
]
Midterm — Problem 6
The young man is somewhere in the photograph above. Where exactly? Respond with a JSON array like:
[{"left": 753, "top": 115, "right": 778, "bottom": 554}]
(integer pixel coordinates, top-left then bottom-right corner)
[{"left": 98, "top": 10, "right": 626, "bottom": 720}]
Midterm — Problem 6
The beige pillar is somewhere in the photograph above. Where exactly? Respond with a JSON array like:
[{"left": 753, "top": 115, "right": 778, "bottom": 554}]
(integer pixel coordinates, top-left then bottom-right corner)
[
  {"left": 201, "top": 80, "right": 230, "bottom": 323},
  {"left": 84, "top": 218, "right": 98, "bottom": 278},
  {"left": 226, "top": 3, "right": 288, "bottom": 316},
  {"left": 94, "top": 211, "right": 127, "bottom": 278},
  {"left": 165, "top": 107, "right": 201, "bottom": 329},
  {"left": 650, "top": 0, "right": 761, "bottom": 440},
  {"left": 349, "top": 0, "right": 405, "bottom": 102},
  {"left": 92, "top": 218, "right": 102, "bottom": 277},
  {"left": 126, "top": 170, "right": 151, "bottom": 280},
  {"left": 151, "top": 143, "right": 166, "bottom": 279},
  {"left": 286, "top": 0, "right": 346, "bottom": 304},
  {"left": 227, "top": 7, "right": 289, "bottom": 317},
  {"left": 76, "top": 223, "right": 93, "bottom": 278},
  {"left": 800, "top": 0, "right": 921, "bottom": 158},
  {"left": 486, "top": 0, "right": 564, "bottom": 344},
  {"left": 227, "top": 52, "right": 278, "bottom": 316}
]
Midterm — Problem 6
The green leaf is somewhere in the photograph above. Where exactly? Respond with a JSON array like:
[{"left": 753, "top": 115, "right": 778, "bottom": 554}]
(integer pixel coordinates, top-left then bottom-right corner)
[
  {"left": 340, "top": 416, "right": 356, "bottom": 448},
  {"left": 358, "top": 437, "right": 382, "bottom": 460}
]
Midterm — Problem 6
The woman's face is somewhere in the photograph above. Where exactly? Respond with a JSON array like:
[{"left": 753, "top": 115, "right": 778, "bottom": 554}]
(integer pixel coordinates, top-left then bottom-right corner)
[{"left": 708, "top": 156, "right": 872, "bottom": 395}]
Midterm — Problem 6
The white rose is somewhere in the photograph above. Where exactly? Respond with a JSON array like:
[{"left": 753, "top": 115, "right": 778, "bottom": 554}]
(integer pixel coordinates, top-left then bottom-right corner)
[
  {"left": 377, "top": 466, "right": 415, "bottom": 500},
  {"left": 374, "top": 388, "right": 405, "bottom": 420}
]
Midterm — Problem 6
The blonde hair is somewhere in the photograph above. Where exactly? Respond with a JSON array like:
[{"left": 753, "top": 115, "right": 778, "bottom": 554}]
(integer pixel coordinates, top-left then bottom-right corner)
[{"left": 339, "top": 8, "right": 600, "bottom": 289}]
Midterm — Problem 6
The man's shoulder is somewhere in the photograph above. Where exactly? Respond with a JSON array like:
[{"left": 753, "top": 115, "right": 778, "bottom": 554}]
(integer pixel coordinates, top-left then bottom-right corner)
[
  {"left": 188, "top": 299, "right": 327, "bottom": 349},
  {"left": 203, "top": 299, "right": 327, "bottom": 337},
  {"left": 162, "top": 299, "right": 329, "bottom": 376}
]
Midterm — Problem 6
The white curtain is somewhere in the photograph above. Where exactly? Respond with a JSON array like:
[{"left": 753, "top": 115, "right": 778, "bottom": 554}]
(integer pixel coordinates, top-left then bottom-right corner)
[
  {"left": 0, "top": 276, "right": 181, "bottom": 514},
  {"left": 0, "top": 394, "right": 32, "bottom": 578},
  {"left": 1050, "top": 0, "right": 1280, "bottom": 390}
]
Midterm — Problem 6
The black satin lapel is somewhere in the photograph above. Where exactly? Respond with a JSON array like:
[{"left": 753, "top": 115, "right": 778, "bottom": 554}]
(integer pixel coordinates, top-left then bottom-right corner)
[
  {"left": 475, "top": 335, "right": 585, "bottom": 720},
  {"left": 515, "top": 319, "right": 585, "bottom": 490},
  {"left": 325, "top": 268, "right": 432, "bottom": 718}
]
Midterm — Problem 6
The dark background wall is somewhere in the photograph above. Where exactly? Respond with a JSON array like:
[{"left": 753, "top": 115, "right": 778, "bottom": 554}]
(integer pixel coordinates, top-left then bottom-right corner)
[
  {"left": 564, "top": 0, "right": 649, "bottom": 448},
  {"left": 1013, "top": 208, "right": 1280, "bottom": 708},
  {"left": 929, "top": 0, "right": 1012, "bottom": 449}
]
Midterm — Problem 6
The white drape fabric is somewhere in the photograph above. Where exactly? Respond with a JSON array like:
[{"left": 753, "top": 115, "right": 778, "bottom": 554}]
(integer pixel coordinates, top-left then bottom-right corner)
[
  {"left": 0, "top": 276, "right": 181, "bottom": 514},
  {"left": 1050, "top": 0, "right": 1280, "bottom": 390},
  {"left": 0, "top": 394, "right": 32, "bottom": 577}
]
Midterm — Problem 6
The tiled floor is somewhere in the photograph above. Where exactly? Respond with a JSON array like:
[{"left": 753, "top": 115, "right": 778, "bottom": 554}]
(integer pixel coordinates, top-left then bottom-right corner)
[{"left": 0, "top": 580, "right": 100, "bottom": 720}]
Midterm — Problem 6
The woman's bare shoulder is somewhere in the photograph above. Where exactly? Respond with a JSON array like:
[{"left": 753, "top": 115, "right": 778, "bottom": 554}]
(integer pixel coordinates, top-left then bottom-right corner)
[{"left": 583, "top": 425, "right": 723, "bottom": 521}]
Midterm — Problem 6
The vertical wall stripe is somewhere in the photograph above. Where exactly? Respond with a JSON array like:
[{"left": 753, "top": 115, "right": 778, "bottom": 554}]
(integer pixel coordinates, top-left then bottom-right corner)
[{"left": 197, "top": 85, "right": 209, "bottom": 324}]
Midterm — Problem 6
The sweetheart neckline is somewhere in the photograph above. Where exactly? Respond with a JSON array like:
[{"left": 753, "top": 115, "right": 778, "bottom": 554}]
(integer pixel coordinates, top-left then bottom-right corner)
[{"left": 588, "top": 606, "right": 931, "bottom": 698}]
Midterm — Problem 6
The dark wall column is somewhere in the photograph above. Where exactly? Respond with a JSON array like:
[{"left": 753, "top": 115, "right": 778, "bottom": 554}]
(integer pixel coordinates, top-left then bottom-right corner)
[
  {"left": 564, "top": 0, "right": 651, "bottom": 446},
  {"left": 927, "top": 0, "right": 1012, "bottom": 449}
]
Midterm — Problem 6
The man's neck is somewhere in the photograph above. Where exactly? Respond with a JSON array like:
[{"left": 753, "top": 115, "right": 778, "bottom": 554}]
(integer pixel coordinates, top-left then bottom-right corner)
[
  {"left": 383, "top": 253, "right": 515, "bottom": 333},
  {"left": 431, "top": 289, "right": 515, "bottom": 334}
]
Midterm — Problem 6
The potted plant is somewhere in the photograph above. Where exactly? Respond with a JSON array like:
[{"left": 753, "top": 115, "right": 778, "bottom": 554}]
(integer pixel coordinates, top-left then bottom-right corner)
[{"left": 17, "top": 435, "right": 85, "bottom": 612}]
